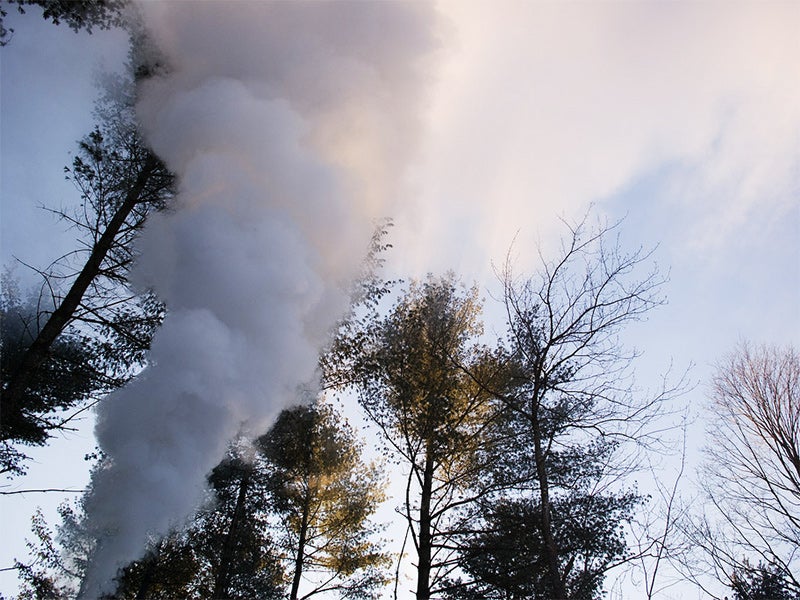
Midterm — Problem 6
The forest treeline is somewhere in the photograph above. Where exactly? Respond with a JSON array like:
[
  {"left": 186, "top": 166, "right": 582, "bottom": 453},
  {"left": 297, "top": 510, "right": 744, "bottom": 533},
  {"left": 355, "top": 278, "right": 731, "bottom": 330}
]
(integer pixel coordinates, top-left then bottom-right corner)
[{"left": 2, "top": 7, "right": 799, "bottom": 600}]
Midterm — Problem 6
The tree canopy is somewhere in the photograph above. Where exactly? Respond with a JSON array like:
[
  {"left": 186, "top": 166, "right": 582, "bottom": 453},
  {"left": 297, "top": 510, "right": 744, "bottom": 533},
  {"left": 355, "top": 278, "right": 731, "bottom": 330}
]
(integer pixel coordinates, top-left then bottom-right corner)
[
  {"left": 0, "top": 49, "right": 173, "bottom": 477},
  {"left": 257, "top": 401, "right": 390, "bottom": 600}
]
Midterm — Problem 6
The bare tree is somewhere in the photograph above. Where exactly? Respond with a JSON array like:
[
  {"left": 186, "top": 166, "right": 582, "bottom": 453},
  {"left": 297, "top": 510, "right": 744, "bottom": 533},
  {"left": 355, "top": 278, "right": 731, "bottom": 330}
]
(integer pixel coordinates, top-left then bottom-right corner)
[
  {"left": 680, "top": 342, "right": 800, "bottom": 597},
  {"left": 625, "top": 417, "right": 692, "bottom": 600},
  {"left": 497, "top": 213, "right": 684, "bottom": 598}
]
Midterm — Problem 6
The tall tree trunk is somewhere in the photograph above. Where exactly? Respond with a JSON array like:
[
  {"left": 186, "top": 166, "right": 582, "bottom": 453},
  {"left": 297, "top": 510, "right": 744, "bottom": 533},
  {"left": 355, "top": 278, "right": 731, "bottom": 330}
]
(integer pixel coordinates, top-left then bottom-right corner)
[
  {"left": 530, "top": 395, "right": 568, "bottom": 599},
  {"left": 213, "top": 469, "right": 251, "bottom": 600},
  {"left": 289, "top": 491, "right": 312, "bottom": 600},
  {"left": 415, "top": 442, "right": 435, "bottom": 600},
  {"left": 1, "top": 155, "right": 158, "bottom": 437}
]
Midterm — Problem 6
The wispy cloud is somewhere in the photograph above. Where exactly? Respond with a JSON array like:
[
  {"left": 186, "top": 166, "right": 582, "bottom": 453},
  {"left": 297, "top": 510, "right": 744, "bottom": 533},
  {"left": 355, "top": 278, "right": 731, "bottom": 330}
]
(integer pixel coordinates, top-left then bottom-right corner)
[{"left": 394, "top": 0, "right": 799, "bottom": 275}]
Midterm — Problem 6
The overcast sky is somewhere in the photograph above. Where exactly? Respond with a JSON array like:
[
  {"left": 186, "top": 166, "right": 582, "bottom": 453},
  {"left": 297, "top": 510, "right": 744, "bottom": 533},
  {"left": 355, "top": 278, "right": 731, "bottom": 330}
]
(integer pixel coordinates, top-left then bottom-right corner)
[{"left": 1, "top": 1, "right": 798, "bottom": 598}]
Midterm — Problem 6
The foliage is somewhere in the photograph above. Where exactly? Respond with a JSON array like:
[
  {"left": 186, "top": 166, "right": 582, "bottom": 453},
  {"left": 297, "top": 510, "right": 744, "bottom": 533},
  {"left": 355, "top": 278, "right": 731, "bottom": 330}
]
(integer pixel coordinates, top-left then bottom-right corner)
[
  {"left": 450, "top": 494, "right": 636, "bottom": 600},
  {"left": 201, "top": 451, "right": 285, "bottom": 600},
  {"left": 0, "top": 277, "right": 98, "bottom": 476},
  {"left": 320, "top": 218, "right": 400, "bottom": 392},
  {"left": 109, "top": 401, "right": 390, "bottom": 600},
  {"left": 342, "top": 274, "right": 506, "bottom": 599},
  {"left": 106, "top": 442, "right": 286, "bottom": 600},
  {"left": 257, "top": 400, "right": 390, "bottom": 600},
  {"left": 10, "top": 487, "right": 106, "bottom": 600},
  {"left": 0, "top": 0, "right": 128, "bottom": 46},
  {"left": 12, "top": 508, "right": 76, "bottom": 600},
  {"left": 0, "top": 59, "right": 173, "bottom": 476},
  {"left": 108, "top": 535, "right": 201, "bottom": 600},
  {"left": 448, "top": 439, "right": 643, "bottom": 599},
  {"left": 730, "top": 562, "right": 800, "bottom": 600},
  {"left": 446, "top": 394, "right": 645, "bottom": 599}
]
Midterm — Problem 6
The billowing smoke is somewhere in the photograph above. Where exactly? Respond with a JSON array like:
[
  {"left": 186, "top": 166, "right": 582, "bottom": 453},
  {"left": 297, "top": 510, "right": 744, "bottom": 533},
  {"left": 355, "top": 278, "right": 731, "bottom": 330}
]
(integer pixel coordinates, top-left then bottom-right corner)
[{"left": 81, "top": 2, "right": 440, "bottom": 595}]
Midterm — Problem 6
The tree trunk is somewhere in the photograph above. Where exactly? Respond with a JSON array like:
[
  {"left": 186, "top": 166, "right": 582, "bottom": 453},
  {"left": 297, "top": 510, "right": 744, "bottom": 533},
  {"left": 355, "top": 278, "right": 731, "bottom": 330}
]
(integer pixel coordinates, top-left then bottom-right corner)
[
  {"left": 289, "top": 490, "right": 312, "bottom": 600},
  {"left": 1, "top": 155, "right": 158, "bottom": 437},
  {"left": 415, "top": 443, "right": 435, "bottom": 600},
  {"left": 213, "top": 469, "right": 251, "bottom": 600},
  {"left": 530, "top": 395, "right": 568, "bottom": 599}
]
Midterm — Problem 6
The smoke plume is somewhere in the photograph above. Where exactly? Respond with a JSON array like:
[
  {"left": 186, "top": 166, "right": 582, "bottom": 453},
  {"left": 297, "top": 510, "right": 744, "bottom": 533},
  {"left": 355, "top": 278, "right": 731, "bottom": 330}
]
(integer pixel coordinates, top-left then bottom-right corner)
[{"left": 81, "top": 2, "right": 440, "bottom": 595}]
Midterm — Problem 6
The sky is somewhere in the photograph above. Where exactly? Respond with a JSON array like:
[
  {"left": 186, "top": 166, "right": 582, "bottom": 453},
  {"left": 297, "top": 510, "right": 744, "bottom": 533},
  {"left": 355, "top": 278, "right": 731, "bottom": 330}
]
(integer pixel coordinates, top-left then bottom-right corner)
[{"left": 1, "top": 1, "right": 798, "bottom": 598}]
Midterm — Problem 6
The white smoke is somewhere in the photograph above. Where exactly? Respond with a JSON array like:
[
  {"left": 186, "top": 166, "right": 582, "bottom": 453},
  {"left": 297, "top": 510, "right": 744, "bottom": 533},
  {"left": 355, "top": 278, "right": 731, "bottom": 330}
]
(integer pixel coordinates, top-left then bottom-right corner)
[{"left": 81, "top": 2, "right": 440, "bottom": 595}]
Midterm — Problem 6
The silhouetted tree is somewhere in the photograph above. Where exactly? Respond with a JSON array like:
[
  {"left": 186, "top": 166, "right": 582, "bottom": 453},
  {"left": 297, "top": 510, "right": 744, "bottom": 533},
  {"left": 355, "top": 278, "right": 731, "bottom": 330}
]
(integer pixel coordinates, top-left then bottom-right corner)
[
  {"left": 1, "top": 55, "right": 173, "bottom": 476},
  {"left": 188, "top": 446, "right": 285, "bottom": 600},
  {"left": 496, "top": 214, "right": 675, "bottom": 598},
  {"left": 679, "top": 343, "right": 800, "bottom": 596},
  {"left": 0, "top": 0, "right": 128, "bottom": 46},
  {"left": 11, "top": 507, "right": 79, "bottom": 600},
  {"left": 730, "top": 562, "right": 800, "bottom": 600},
  {"left": 1, "top": 277, "right": 98, "bottom": 476},
  {"left": 257, "top": 400, "right": 390, "bottom": 600},
  {"left": 104, "top": 534, "right": 201, "bottom": 600},
  {"left": 446, "top": 432, "right": 642, "bottom": 599}
]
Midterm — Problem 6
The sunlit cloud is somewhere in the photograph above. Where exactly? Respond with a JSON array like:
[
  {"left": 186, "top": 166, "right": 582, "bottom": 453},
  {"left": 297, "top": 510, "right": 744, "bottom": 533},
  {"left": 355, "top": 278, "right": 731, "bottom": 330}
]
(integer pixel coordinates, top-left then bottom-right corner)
[{"left": 393, "top": 0, "right": 799, "bottom": 277}]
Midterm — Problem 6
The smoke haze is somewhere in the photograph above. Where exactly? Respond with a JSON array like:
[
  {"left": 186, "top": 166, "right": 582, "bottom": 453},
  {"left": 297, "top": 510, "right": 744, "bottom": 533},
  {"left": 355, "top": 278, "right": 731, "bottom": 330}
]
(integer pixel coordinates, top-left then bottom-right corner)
[
  {"left": 71, "top": 1, "right": 800, "bottom": 595},
  {"left": 81, "top": 2, "right": 440, "bottom": 595}
]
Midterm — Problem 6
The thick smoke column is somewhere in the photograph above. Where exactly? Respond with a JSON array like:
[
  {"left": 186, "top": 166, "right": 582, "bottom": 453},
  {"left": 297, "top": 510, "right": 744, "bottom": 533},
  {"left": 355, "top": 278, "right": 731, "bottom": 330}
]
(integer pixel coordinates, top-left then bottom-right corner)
[{"left": 81, "top": 2, "right": 439, "bottom": 595}]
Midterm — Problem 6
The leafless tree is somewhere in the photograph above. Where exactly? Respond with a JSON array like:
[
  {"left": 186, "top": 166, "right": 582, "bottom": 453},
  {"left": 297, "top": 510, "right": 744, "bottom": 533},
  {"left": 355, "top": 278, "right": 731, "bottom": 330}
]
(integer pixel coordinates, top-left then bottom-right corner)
[
  {"left": 679, "top": 342, "right": 800, "bottom": 597},
  {"left": 498, "top": 213, "right": 686, "bottom": 598}
]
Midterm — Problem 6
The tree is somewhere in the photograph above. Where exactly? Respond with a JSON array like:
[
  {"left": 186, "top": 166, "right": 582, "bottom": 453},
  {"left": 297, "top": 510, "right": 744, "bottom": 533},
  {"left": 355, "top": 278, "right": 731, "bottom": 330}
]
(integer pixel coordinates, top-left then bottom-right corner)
[
  {"left": 0, "top": 0, "right": 128, "bottom": 46},
  {"left": 96, "top": 438, "right": 285, "bottom": 600},
  {"left": 496, "top": 214, "right": 676, "bottom": 598},
  {"left": 15, "top": 441, "right": 287, "bottom": 600},
  {"left": 10, "top": 461, "right": 111, "bottom": 600},
  {"left": 344, "top": 274, "right": 506, "bottom": 599},
  {"left": 0, "top": 56, "right": 174, "bottom": 476},
  {"left": 1, "top": 275, "right": 99, "bottom": 476},
  {"left": 107, "top": 536, "right": 200, "bottom": 600},
  {"left": 181, "top": 446, "right": 285, "bottom": 600},
  {"left": 680, "top": 343, "right": 800, "bottom": 596},
  {"left": 84, "top": 400, "right": 388, "bottom": 600},
  {"left": 257, "top": 400, "right": 390, "bottom": 600},
  {"left": 11, "top": 507, "right": 80, "bottom": 600},
  {"left": 447, "top": 434, "right": 642, "bottom": 599},
  {"left": 730, "top": 562, "right": 800, "bottom": 600}
]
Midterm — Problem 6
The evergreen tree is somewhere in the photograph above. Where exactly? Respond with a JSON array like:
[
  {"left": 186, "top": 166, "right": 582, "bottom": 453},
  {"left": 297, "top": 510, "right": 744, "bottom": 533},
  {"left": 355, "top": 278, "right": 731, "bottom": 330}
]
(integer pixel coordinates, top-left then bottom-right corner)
[
  {"left": 0, "top": 50, "right": 173, "bottom": 477},
  {"left": 447, "top": 431, "right": 642, "bottom": 599},
  {"left": 108, "top": 440, "right": 285, "bottom": 600},
  {"left": 344, "top": 274, "right": 506, "bottom": 599},
  {"left": 730, "top": 562, "right": 800, "bottom": 600},
  {"left": 257, "top": 400, "right": 390, "bottom": 600},
  {"left": 1, "top": 277, "right": 98, "bottom": 476}
]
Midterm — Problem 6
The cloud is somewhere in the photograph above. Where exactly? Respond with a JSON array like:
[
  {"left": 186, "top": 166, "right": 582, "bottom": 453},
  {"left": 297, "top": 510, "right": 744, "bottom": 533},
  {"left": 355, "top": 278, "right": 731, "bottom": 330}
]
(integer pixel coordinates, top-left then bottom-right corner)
[{"left": 393, "top": 0, "right": 800, "bottom": 277}]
